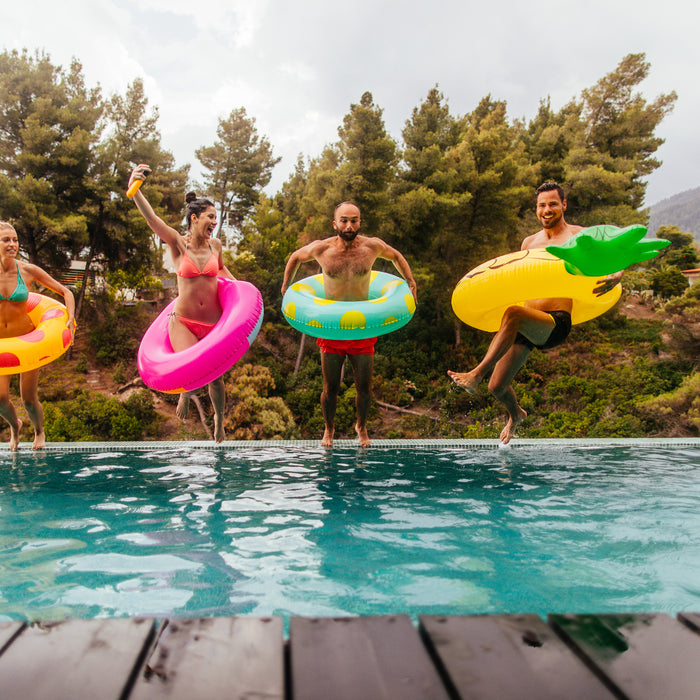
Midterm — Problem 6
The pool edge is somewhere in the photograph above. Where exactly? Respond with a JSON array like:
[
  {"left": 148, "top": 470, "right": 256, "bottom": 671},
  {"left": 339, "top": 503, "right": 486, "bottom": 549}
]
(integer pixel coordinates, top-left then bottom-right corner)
[{"left": 2, "top": 437, "right": 700, "bottom": 452}]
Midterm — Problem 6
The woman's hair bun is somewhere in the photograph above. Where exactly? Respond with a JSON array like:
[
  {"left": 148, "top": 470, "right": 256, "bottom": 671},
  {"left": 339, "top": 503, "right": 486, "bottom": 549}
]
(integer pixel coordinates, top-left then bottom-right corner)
[{"left": 185, "top": 191, "right": 198, "bottom": 204}]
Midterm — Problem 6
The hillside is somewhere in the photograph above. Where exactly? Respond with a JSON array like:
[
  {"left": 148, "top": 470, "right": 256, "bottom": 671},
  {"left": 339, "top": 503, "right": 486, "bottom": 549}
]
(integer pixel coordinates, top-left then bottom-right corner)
[{"left": 648, "top": 186, "right": 700, "bottom": 240}]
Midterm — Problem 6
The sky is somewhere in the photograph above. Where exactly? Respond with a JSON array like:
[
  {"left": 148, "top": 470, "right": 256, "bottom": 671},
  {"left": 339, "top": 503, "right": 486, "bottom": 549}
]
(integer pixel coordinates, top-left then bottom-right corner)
[{"left": 3, "top": 0, "right": 700, "bottom": 207}]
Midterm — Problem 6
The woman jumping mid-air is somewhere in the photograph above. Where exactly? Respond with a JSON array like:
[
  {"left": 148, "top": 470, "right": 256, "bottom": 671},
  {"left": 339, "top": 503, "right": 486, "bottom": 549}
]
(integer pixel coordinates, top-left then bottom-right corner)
[{"left": 128, "top": 164, "right": 236, "bottom": 443}]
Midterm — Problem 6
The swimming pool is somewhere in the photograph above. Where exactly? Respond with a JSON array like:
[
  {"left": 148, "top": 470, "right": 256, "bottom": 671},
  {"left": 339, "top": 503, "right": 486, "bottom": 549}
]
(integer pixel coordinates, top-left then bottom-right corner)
[{"left": 1, "top": 439, "right": 698, "bottom": 623}]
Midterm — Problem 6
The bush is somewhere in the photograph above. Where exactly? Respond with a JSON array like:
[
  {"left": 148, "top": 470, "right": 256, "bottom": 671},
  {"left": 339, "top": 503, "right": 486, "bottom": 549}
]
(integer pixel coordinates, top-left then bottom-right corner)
[
  {"left": 87, "top": 302, "right": 152, "bottom": 366},
  {"left": 43, "top": 389, "right": 157, "bottom": 441},
  {"left": 636, "top": 373, "right": 700, "bottom": 436},
  {"left": 224, "top": 364, "right": 299, "bottom": 439},
  {"left": 650, "top": 268, "right": 690, "bottom": 299},
  {"left": 664, "top": 281, "right": 700, "bottom": 318}
]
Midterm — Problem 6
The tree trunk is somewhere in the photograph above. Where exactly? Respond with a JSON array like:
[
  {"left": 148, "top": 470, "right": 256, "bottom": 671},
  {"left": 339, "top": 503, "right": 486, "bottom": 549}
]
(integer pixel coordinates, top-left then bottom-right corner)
[
  {"left": 191, "top": 395, "right": 212, "bottom": 439},
  {"left": 66, "top": 253, "right": 93, "bottom": 361},
  {"left": 293, "top": 333, "right": 306, "bottom": 375},
  {"left": 74, "top": 249, "right": 94, "bottom": 326}
]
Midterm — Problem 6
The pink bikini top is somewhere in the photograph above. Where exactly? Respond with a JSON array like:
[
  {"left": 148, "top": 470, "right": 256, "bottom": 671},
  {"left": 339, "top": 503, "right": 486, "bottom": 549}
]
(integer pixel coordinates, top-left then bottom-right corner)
[{"left": 177, "top": 246, "right": 219, "bottom": 278}]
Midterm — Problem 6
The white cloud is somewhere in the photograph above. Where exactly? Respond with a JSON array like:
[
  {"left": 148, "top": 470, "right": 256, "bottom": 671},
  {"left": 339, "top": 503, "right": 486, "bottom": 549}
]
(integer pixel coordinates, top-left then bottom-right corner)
[
  {"left": 279, "top": 61, "right": 317, "bottom": 83},
  {"left": 2, "top": 0, "right": 699, "bottom": 203}
]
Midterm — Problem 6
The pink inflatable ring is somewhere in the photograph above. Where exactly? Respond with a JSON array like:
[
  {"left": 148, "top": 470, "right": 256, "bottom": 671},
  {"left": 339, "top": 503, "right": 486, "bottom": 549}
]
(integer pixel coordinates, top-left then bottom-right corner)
[
  {"left": 137, "top": 278, "right": 264, "bottom": 393},
  {"left": 0, "top": 293, "right": 72, "bottom": 375}
]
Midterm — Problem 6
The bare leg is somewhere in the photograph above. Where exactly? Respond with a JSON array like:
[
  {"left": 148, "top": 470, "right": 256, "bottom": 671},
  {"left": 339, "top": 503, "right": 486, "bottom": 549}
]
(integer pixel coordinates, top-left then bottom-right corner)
[
  {"left": 320, "top": 351, "right": 345, "bottom": 446},
  {"left": 20, "top": 369, "right": 44, "bottom": 450},
  {"left": 0, "top": 375, "right": 22, "bottom": 451},
  {"left": 169, "top": 315, "right": 200, "bottom": 423},
  {"left": 208, "top": 377, "right": 226, "bottom": 443},
  {"left": 497, "top": 386, "right": 528, "bottom": 444},
  {"left": 347, "top": 353, "right": 373, "bottom": 447},
  {"left": 448, "top": 305, "right": 555, "bottom": 393},
  {"left": 488, "top": 344, "right": 531, "bottom": 444},
  {"left": 176, "top": 392, "right": 192, "bottom": 421}
]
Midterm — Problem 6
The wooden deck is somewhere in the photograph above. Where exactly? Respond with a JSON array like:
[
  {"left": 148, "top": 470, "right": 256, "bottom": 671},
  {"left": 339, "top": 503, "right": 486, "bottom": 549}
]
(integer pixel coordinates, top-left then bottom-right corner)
[{"left": 0, "top": 612, "right": 699, "bottom": 698}]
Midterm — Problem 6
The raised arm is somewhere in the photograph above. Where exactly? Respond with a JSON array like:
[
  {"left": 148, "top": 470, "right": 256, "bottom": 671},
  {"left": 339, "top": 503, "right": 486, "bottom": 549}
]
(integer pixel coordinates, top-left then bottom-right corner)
[
  {"left": 127, "top": 164, "right": 182, "bottom": 259},
  {"left": 376, "top": 240, "right": 418, "bottom": 303}
]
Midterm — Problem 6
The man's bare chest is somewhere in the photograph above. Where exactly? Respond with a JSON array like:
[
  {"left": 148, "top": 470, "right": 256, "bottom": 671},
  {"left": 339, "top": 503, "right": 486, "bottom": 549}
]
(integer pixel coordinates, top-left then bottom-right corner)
[{"left": 319, "top": 249, "right": 375, "bottom": 279}]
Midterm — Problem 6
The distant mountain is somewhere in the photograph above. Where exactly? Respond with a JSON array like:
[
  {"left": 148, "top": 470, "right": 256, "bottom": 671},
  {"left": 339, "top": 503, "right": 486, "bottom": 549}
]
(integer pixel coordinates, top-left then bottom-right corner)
[{"left": 648, "top": 187, "right": 700, "bottom": 241}]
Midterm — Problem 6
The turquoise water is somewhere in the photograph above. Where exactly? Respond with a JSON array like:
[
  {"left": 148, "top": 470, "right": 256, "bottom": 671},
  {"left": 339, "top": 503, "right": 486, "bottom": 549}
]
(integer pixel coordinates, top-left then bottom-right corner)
[{"left": 1, "top": 441, "right": 699, "bottom": 623}]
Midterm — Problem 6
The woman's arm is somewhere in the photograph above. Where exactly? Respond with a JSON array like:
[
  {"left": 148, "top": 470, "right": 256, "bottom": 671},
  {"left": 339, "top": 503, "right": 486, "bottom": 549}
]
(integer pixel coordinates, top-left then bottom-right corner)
[
  {"left": 128, "top": 164, "right": 182, "bottom": 259},
  {"left": 21, "top": 263, "right": 76, "bottom": 334},
  {"left": 212, "top": 239, "right": 237, "bottom": 280}
]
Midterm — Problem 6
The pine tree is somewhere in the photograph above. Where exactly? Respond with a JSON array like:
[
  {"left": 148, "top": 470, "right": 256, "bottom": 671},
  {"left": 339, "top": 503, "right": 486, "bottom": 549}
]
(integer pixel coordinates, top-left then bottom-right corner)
[
  {"left": 196, "top": 108, "right": 280, "bottom": 245},
  {"left": 0, "top": 49, "right": 102, "bottom": 268}
]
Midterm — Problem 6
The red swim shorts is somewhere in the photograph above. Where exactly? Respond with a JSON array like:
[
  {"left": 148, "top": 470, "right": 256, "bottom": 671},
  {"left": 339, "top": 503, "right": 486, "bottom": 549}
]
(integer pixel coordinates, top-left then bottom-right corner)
[{"left": 316, "top": 337, "right": 377, "bottom": 356}]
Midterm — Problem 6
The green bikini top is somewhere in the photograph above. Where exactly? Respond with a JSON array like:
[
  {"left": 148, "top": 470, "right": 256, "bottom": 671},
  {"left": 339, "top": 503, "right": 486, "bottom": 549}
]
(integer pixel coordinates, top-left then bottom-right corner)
[{"left": 0, "top": 265, "right": 29, "bottom": 303}]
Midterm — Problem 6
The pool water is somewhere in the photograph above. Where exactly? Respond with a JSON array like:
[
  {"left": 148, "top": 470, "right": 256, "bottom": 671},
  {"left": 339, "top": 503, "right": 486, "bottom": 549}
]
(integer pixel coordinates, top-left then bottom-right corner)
[{"left": 1, "top": 441, "right": 699, "bottom": 623}]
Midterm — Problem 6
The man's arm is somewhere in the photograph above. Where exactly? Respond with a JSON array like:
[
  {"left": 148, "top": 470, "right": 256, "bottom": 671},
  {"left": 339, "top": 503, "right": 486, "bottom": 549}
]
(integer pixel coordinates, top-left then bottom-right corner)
[
  {"left": 593, "top": 270, "right": 623, "bottom": 296},
  {"left": 281, "top": 243, "right": 320, "bottom": 295},
  {"left": 376, "top": 240, "right": 418, "bottom": 302}
]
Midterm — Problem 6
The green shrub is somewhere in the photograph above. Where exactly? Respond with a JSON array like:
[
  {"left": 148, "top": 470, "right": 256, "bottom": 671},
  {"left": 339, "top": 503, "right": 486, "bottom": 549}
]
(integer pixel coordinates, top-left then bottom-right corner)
[
  {"left": 43, "top": 389, "right": 157, "bottom": 442},
  {"left": 224, "top": 364, "right": 299, "bottom": 439},
  {"left": 651, "top": 268, "right": 690, "bottom": 299},
  {"left": 636, "top": 373, "right": 700, "bottom": 436},
  {"left": 87, "top": 302, "right": 152, "bottom": 367}
]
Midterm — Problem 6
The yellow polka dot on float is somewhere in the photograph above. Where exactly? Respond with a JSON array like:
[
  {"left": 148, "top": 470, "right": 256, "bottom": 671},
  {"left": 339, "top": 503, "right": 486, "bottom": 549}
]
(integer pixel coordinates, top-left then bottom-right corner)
[{"left": 340, "top": 310, "right": 367, "bottom": 329}]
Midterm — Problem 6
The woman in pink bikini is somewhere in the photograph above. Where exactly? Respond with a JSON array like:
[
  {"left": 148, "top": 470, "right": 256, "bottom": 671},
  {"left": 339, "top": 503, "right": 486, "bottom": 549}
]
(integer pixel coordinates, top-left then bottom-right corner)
[
  {"left": 0, "top": 221, "right": 76, "bottom": 450},
  {"left": 128, "top": 164, "right": 236, "bottom": 443}
]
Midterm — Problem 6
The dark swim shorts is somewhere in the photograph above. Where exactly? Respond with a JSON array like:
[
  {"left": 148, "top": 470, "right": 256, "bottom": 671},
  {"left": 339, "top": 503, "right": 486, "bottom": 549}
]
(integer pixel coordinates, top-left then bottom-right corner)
[
  {"left": 316, "top": 337, "right": 378, "bottom": 356},
  {"left": 514, "top": 310, "right": 572, "bottom": 351}
]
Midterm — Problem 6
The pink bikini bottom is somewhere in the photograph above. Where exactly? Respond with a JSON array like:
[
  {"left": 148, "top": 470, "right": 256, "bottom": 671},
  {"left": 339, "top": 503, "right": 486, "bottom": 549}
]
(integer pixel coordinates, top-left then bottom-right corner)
[{"left": 170, "top": 313, "right": 216, "bottom": 340}]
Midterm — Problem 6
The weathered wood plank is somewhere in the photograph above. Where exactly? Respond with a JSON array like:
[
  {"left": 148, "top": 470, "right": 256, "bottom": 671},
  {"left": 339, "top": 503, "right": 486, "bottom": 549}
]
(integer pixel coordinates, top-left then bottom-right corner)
[
  {"left": 419, "top": 614, "right": 615, "bottom": 700},
  {"left": 0, "top": 617, "right": 155, "bottom": 700},
  {"left": 129, "top": 616, "right": 284, "bottom": 700},
  {"left": 289, "top": 615, "right": 451, "bottom": 700},
  {"left": 678, "top": 612, "right": 700, "bottom": 633},
  {"left": 550, "top": 613, "right": 700, "bottom": 700},
  {"left": 0, "top": 621, "right": 25, "bottom": 654}
]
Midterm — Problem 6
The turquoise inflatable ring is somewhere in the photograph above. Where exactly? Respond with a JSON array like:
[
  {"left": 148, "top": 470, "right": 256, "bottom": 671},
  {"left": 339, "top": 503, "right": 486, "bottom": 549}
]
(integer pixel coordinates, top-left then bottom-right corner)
[{"left": 282, "top": 270, "right": 416, "bottom": 340}]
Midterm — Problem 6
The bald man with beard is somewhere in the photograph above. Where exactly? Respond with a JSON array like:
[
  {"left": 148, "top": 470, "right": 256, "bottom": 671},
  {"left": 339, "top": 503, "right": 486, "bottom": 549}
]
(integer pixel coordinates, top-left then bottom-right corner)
[{"left": 282, "top": 201, "right": 417, "bottom": 447}]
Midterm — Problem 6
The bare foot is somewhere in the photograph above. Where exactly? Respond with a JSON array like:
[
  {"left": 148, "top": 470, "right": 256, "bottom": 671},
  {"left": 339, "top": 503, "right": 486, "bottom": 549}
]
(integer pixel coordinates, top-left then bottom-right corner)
[
  {"left": 500, "top": 407, "right": 527, "bottom": 445},
  {"left": 213, "top": 415, "right": 225, "bottom": 444},
  {"left": 9, "top": 419, "right": 22, "bottom": 451},
  {"left": 447, "top": 369, "right": 481, "bottom": 394},
  {"left": 32, "top": 430, "right": 45, "bottom": 450},
  {"left": 355, "top": 423, "right": 370, "bottom": 447},
  {"left": 321, "top": 428, "right": 334, "bottom": 447},
  {"left": 176, "top": 393, "right": 190, "bottom": 421}
]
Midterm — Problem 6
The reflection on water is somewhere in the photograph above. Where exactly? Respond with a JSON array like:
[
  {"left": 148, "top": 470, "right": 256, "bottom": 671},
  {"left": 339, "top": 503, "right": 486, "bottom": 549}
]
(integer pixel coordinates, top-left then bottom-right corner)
[{"left": 0, "top": 445, "right": 699, "bottom": 622}]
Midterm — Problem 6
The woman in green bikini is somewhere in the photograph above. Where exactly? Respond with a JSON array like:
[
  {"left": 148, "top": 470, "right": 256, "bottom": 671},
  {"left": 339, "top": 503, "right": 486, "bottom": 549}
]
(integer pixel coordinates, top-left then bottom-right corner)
[
  {"left": 0, "top": 221, "right": 76, "bottom": 450},
  {"left": 127, "top": 164, "right": 236, "bottom": 443}
]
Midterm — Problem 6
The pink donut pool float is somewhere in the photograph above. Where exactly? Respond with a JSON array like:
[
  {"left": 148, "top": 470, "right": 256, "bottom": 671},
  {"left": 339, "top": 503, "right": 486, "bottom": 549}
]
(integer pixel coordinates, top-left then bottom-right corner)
[{"left": 137, "top": 278, "right": 264, "bottom": 393}]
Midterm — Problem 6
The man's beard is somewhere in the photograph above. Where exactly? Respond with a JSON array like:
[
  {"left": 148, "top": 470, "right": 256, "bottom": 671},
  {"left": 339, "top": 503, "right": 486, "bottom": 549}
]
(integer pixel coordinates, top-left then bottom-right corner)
[
  {"left": 338, "top": 230, "right": 358, "bottom": 241},
  {"left": 541, "top": 214, "right": 561, "bottom": 229}
]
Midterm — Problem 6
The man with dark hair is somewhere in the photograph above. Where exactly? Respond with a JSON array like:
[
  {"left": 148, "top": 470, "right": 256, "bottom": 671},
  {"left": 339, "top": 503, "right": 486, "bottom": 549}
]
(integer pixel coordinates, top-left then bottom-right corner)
[
  {"left": 282, "top": 201, "right": 417, "bottom": 447},
  {"left": 448, "top": 182, "right": 620, "bottom": 444},
  {"left": 536, "top": 180, "right": 566, "bottom": 202}
]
